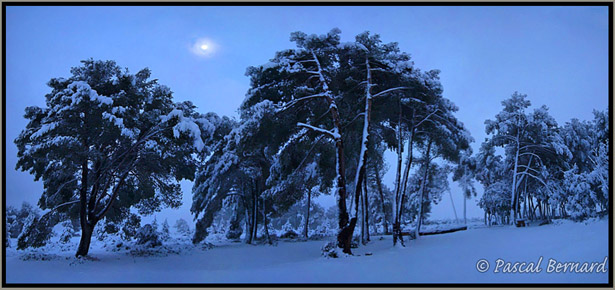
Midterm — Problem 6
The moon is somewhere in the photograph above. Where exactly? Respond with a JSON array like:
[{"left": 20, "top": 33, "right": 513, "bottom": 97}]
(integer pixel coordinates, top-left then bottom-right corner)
[{"left": 192, "top": 38, "right": 216, "bottom": 58}]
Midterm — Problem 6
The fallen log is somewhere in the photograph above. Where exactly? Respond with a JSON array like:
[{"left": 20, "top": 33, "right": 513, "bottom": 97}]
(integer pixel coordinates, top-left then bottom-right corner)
[{"left": 418, "top": 225, "right": 468, "bottom": 236}]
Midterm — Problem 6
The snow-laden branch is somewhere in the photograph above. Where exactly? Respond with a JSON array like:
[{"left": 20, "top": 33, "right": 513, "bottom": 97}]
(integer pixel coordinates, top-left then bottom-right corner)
[
  {"left": 311, "top": 51, "right": 329, "bottom": 92},
  {"left": 39, "top": 200, "right": 80, "bottom": 220},
  {"left": 491, "top": 134, "right": 518, "bottom": 143},
  {"left": 516, "top": 171, "right": 548, "bottom": 188},
  {"left": 278, "top": 93, "right": 330, "bottom": 113},
  {"left": 518, "top": 152, "right": 544, "bottom": 165},
  {"left": 296, "top": 135, "right": 325, "bottom": 171},
  {"left": 297, "top": 122, "right": 338, "bottom": 139},
  {"left": 516, "top": 164, "right": 542, "bottom": 175},
  {"left": 343, "top": 112, "right": 366, "bottom": 129},
  {"left": 414, "top": 109, "right": 440, "bottom": 129},
  {"left": 47, "top": 177, "right": 79, "bottom": 201},
  {"left": 372, "top": 87, "right": 409, "bottom": 99},
  {"left": 519, "top": 143, "right": 554, "bottom": 153},
  {"left": 275, "top": 128, "right": 309, "bottom": 158}
]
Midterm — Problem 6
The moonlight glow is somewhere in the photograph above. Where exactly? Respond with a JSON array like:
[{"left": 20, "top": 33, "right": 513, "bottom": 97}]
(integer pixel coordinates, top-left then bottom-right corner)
[{"left": 191, "top": 38, "right": 216, "bottom": 58}]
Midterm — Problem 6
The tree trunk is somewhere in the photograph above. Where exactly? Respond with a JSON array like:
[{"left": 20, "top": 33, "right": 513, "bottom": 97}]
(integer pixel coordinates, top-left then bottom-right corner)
[
  {"left": 448, "top": 189, "right": 459, "bottom": 223},
  {"left": 304, "top": 188, "right": 311, "bottom": 239},
  {"left": 308, "top": 51, "right": 352, "bottom": 254},
  {"left": 75, "top": 222, "right": 94, "bottom": 257},
  {"left": 529, "top": 195, "right": 535, "bottom": 220},
  {"left": 463, "top": 194, "right": 467, "bottom": 225},
  {"left": 415, "top": 139, "right": 432, "bottom": 239},
  {"left": 332, "top": 121, "right": 353, "bottom": 254},
  {"left": 353, "top": 56, "right": 373, "bottom": 247},
  {"left": 262, "top": 198, "right": 272, "bottom": 245},
  {"left": 392, "top": 101, "right": 404, "bottom": 246},
  {"left": 523, "top": 184, "right": 528, "bottom": 219},
  {"left": 360, "top": 190, "right": 365, "bottom": 244},
  {"left": 362, "top": 175, "right": 370, "bottom": 244},
  {"left": 399, "top": 125, "right": 415, "bottom": 219},
  {"left": 373, "top": 163, "right": 389, "bottom": 235},
  {"left": 76, "top": 161, "right": 91, "bottom": 257},
  {"left": 510, "top": 136, "right": 520, "bottom": 225},
  {"left": 251, "top": 185, "right": 258, "bottom": 242},
  {"left": 244, "top": 206, "right": 253, "bottom": 244}
]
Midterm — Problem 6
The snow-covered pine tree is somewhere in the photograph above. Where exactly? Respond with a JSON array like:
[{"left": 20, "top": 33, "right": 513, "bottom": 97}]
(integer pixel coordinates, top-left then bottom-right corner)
[
  {"left": 475, "top": 141, "right": 511, "bottom": 225},
  {"left": 453, "top": 150, "right": 478, "bottom": 225},
  {"left": 560, "top": 110, "right": 609, "bottom": 219},
  {"left": 161, "top": 219, "right": 171, "bottom": 241},
  {"left": 6, "top": 202, "right": 39, "bottom": 239},
  {"left": 483, "top": 93, "right": 570, "bottom": 224},
  {"left": 15, "top": 59, "right": 212, "bottom": 257},
  {"left": 174, "top": 218, "right": 191, "bottom": 238}
]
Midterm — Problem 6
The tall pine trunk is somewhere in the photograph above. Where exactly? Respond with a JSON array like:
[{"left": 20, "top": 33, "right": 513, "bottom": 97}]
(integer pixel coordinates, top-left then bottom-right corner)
[
  {"left": 308, "top": 50, "right": 353, "bottom": 254},
  {"left": 251, "top": 185, "right": 258, "bottom": 243},
  {"left": 76, "top": 222, "right": 94, "bottom": 257},
  {"left": 392, "top": 101, "right": 404, "bottom": 246},
  {"left": 363, "top": 175, "right": 370, "bottom": 243},
  {"left": 415, "top": 139, "right": 432, "bottom": 239},
  {"left": 463, "top": 194, "right": 467, "bottom": 225},
  {"left": 262, "top": 198, "right": 272, "bottom": 245},
  {"left": 373, "top": 164, "right": 389, "bottom": 235},
  {"left": 399, "top": 125, "right": 415, "bottom": 220},
  {"left": 353, "top": 56, "right": 373, "bottom": 246},
  {"left": 510, "top": 135, "right": 520, "bottom": 225},
  {"left": 304, "top": 189, "right": 311, "bottom": 239},
  {"left": 76, "top": 161, "right": 92, "bottom": 257}
]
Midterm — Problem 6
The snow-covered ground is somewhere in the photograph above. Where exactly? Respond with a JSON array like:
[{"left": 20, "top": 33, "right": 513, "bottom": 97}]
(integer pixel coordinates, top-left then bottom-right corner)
[{"left": 5, "top": 218, "right": 609, "bottom": 284}]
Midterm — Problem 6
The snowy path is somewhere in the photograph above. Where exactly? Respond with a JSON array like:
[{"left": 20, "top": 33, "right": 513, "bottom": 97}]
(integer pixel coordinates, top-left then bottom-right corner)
[{"left": 5, "top": 219, "right": 609, "bottom": 284}]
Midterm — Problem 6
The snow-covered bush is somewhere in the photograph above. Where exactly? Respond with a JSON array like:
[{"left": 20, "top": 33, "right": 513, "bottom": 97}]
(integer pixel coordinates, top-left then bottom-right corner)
[
  {"left": 19, "top": 252, "right": 61, "bottom": 261},
  {"left": 121, "top": 213, "right": 141, "bottom": 241},
  {"left": 225, "top": 215, "right": 242, "bottom": 240},
  {"left": 321, "top": 241, "right": 339, "bottom": 258},
  {"left": 135, "top": 224, "right": 161, "bottom": 248},
  {"left": 17, "top": 215, "right": 54, "bottom": 250},
  {"left": 160, "top": 219, "right": 171, "bottom": 241},
  {"left": 5, "top": 224, "right": 10, "bottom": 248},
  {"left": 58, "top": 220, "right": 77, "bottom": 244},
  {"left": 6, "top": 202, "right": 39, "bottom": 239},
  {"left": 174, "top": 218, "right": 192, "bottom": 237},
  {"left": 280, "top": 230, "right": 299, "bottom": 239}
]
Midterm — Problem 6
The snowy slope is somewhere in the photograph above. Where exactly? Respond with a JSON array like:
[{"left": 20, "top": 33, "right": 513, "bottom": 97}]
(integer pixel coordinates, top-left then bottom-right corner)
[{"left": 5, "top": 218, "right": 608, "bottom": 284}]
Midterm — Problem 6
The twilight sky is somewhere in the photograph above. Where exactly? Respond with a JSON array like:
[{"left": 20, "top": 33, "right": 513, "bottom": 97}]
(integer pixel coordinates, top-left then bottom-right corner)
[{"left": 4, "top": 5, "right": 609, "bottom": 224}]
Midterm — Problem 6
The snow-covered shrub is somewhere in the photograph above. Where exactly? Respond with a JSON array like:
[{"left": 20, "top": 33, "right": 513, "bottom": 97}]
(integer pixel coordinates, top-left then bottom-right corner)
[
  {"left": 280, "top": 230, "right": 299, "bottom": 239},
  {"left": 151, "top": 217, "right": 159, "bottom": 232},
  {"left": 135, "top": 224, "right": 161, "bottom": 248},
  {"left": 17, "top": 215, "right": 54, "bottom": 250},
  {"left": 19, "top": 252, "right": 61, "bottom": 261},
  {"left": 321, "top": 241, "right": 339, "bottom": 258},
  {"left": 351, "top": 236, "right": 360, "bottom": 248},
  {"left": 5, "top": 224, "right": 10, "bottom": 248},
  {"left": 94, "top": 224, "right": 107, "bottom": 241},
  {"left": 174, "top": 218, "right": 192, "bottom": 238},
  {"left": 59, "top": 220, "right": 77, "bottom": 244},
  {"left": 6, "top": 202, "right": 39, "bottom": 239},
  {"left": 121, "top": 213, "right": 141, "bottom": 241},
  {"left": 104, "top": 221, "right": 120, "bottom": 235},
  {"left": 160, "top": 219, "right": 171, "bottom": 241},
  {"left": 225, "top": 215, "right": 242, "bottom": 240}
]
